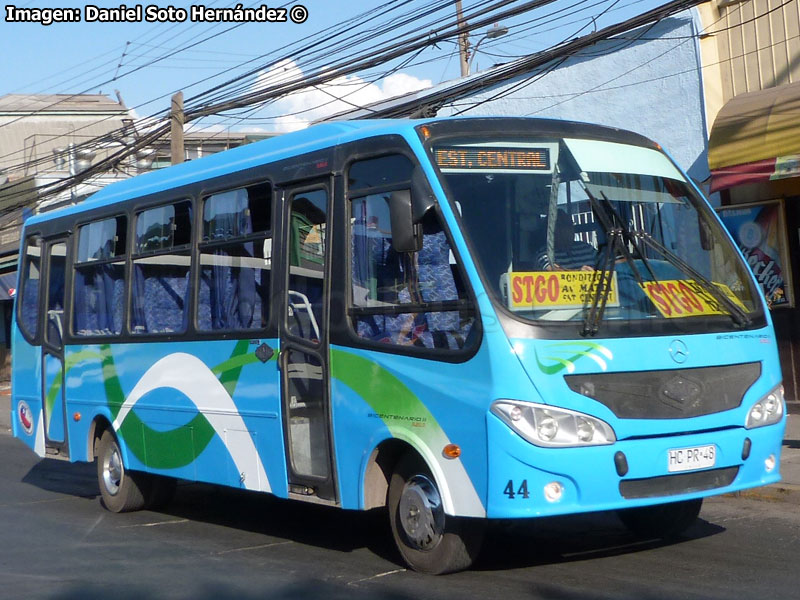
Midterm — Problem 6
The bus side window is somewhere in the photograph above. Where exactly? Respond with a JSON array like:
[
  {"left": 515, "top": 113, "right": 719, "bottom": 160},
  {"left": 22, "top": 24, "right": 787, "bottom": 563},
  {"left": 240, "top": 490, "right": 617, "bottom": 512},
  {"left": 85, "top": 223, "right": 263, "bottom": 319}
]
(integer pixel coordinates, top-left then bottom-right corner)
[
  {"left": 131, "top": 201, "right": 192, "bottom": 335},
  {"left": 350, "top": 195, "right": 475, "bottom": 351},
  {"left": 197, "top": 183, "right": 272, "bottom": 332},
  {"left": 18, "top": 236, "right": 42, "bottom": 340},
  {"left": 73, "top": 216, "right": 126, "bottom": 337}
]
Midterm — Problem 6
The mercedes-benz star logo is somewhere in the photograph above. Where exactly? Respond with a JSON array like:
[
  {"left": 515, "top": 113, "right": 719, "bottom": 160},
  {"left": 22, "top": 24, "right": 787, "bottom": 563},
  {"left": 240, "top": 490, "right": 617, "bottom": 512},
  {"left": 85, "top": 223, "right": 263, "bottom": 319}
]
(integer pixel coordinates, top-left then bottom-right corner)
[{"left": 669, "top": 339, "right": 689, "bottom": 364}]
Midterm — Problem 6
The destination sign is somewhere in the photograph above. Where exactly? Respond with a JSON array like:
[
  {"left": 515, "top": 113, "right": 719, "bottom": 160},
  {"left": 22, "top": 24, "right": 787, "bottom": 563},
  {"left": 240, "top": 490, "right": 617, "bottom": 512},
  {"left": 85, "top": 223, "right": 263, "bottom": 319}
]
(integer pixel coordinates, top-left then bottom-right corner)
[
  {"left": 507, "top": 270, "right": 618, "bottom": 311},
  {"left": 639, "top": 280, "right": 748, "bottom": 319},
  {"left": 434, "top": 146, "right": 551, "bottom": 172}
]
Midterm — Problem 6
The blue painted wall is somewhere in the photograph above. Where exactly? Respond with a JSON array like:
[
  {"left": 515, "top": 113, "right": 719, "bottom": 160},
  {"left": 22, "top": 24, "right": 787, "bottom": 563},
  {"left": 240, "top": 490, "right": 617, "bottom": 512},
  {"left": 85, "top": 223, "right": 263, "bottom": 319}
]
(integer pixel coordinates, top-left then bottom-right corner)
[{"left": 437, "top": 12, "right": 711, "bottom": 195}]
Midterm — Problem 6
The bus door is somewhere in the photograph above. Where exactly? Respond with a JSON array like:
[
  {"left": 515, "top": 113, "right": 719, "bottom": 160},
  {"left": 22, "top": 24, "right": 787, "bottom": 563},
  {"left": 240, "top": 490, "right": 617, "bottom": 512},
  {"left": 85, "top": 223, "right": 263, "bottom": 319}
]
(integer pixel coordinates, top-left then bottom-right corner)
[
  {"left": 278, "top": 182, "right": 336, "bottom": 501},
  {"left": 41, "top": 238, "right": 69, "bottom": 456}
]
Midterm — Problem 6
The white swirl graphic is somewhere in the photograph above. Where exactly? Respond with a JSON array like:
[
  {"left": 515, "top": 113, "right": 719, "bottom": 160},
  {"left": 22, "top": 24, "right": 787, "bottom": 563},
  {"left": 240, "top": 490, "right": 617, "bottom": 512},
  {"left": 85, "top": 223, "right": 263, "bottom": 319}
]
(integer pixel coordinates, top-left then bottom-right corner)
[{"left": 112, "top": 352, "right": 271, "bottom": 492}]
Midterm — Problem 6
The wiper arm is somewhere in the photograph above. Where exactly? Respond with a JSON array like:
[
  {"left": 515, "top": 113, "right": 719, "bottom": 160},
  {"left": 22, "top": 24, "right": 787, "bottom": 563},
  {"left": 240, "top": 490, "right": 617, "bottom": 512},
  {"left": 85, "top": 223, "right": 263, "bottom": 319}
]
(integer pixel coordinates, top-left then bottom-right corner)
[
  {"left": 578, "top": 183, "right": 748, "bottom": 328},
  {"left": 582, "top": 226, "right": 619, "bottom": 337},
  {"left": 635, "top": 232, "right": 751, "bottom": 327},
  {"left": 579, "top": 186, "right": 655, "bottom": 336},
  {"left": 578, "top": 185, "right": 616, "bottom": 336},
  {"left": 598, "top": 193, "right": 659, "bottom": 285},
  {"left": 591, "top": 192, "right": 748, "bottom": 327}
]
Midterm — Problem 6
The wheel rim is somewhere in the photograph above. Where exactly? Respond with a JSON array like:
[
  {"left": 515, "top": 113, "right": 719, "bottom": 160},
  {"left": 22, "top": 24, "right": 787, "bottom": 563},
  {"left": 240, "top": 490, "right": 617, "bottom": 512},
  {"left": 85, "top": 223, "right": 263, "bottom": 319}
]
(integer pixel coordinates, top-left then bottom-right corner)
[
  {"left": 398, "top": 474, "right": 445, "bottom": 551},
  {"left": 102, "top": 443, "right": 123, "bottom": 496}
]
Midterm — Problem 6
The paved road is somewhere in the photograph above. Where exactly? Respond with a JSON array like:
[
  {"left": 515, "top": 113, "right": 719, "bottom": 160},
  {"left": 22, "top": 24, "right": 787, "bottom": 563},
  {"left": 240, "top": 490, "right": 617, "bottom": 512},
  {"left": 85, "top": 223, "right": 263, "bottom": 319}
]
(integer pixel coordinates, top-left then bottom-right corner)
[{"left": 1, "top": 434, "right": 799, "bottom": 600}]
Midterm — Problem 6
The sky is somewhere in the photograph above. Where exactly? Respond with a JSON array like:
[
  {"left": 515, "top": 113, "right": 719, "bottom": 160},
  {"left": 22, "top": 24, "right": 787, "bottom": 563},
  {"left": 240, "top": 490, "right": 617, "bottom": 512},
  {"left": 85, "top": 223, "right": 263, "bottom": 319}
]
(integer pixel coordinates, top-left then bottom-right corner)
[{"left": 1, "top": 0, "right": 666, "bottom": 133}]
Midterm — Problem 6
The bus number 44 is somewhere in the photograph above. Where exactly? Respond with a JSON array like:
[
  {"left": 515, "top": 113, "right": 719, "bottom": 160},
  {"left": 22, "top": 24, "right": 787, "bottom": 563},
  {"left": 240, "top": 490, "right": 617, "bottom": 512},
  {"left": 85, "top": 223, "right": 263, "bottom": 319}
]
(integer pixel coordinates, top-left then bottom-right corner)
[{"left": 503, "top": 479, "right": 530, "bottom": 499}]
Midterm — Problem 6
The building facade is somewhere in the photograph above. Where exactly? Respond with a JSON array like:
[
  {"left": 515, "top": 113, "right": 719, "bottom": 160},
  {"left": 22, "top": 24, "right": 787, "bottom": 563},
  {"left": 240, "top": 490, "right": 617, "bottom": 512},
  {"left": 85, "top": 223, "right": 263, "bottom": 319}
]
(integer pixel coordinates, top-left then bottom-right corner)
[
  {"left": 0, "top": 94, "right": 135, "bottom": 378},
  {"left": 0, "top": 94, "right": 265, "bottom": 379},
  {"left": 699, "top": 0, "right": 800, "bottom": 400}
]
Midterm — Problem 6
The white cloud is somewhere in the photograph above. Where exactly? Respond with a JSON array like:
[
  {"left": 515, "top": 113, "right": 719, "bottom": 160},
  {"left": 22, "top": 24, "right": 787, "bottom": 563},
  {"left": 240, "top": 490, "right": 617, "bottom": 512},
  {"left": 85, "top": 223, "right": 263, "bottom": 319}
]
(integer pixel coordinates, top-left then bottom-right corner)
[{"left": 254, "top": 59, "right": 431, "bottom": 132}]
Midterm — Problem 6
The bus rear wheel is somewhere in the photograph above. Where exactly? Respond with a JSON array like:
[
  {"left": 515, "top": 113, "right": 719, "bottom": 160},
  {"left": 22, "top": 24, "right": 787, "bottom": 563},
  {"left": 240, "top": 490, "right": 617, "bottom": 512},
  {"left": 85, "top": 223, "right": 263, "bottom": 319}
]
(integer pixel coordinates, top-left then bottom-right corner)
[
  {"left": 388, "top": 452, "right": 484, "bottom": 574},
  {"left": 96, "top": 430, "right": 150, "bottom": 513},
  {"left": 616, "top": 498, "right": 703, "bottom": 539}
]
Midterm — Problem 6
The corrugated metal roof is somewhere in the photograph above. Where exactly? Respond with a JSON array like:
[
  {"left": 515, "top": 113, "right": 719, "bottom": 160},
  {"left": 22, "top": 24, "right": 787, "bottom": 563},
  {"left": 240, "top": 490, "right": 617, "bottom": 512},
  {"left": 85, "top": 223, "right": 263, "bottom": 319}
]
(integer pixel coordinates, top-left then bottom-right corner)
[
  {"left": 708, "top": 0, "right": 800, "bottom": 105},
  {"left": 0, "top": 94, "right": 127, "bottom": 115}
]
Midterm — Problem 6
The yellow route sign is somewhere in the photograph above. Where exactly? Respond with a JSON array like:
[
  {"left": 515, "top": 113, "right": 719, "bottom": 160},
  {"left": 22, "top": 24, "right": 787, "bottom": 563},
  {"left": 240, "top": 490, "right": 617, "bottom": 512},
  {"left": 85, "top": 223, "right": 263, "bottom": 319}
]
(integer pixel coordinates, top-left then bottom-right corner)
[
  {"left": 639, "top": 280, "right": 747, "bottom": 318},
  {"left": 507, "top": 271, "right": 618, "bottom": 311}
]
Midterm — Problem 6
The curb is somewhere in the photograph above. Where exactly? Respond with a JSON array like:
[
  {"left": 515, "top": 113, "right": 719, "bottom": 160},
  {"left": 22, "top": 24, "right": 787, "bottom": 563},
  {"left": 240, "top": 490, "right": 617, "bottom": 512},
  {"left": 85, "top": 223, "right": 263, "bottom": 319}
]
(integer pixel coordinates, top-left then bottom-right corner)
[{"left": 727, "top": 483, "right": 800, "bottom": 503}]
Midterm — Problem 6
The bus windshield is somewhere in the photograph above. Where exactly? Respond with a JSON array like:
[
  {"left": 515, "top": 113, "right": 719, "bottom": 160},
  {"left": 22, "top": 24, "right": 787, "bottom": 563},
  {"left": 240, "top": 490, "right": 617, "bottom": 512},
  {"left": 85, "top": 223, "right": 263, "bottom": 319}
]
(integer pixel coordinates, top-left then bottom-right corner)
[{"left": 431, "top": 133, "right": 761, "bottom": 334}]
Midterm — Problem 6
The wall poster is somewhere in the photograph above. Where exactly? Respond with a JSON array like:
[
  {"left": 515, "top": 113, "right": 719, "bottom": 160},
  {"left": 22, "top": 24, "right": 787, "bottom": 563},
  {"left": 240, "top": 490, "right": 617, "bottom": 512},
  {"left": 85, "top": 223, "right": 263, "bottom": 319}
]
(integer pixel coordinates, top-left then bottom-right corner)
[{"left": 717, "top": 199, "right": 793, "bottom": 309}]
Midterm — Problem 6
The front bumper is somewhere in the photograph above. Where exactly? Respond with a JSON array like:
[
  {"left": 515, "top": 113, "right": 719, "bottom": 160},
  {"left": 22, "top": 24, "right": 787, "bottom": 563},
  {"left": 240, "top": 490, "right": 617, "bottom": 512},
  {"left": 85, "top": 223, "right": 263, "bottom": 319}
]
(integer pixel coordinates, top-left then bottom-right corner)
[{"left": 486, "top": 413, "right": 785, "bottom": 518}]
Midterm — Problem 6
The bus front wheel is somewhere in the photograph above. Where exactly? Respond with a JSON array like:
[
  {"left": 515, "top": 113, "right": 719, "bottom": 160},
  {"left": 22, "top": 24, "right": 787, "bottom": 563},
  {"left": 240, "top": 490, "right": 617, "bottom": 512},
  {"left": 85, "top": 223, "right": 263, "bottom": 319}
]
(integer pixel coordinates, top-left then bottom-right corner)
[
  {"left": 96, "top": 430, "right": 150, "bottom": 513},
  {"left": 388, "top": 452, "right": 484, "bottom": 574},
  {"left": 616, "top": 498, "right": 703, "bottom": 539}
]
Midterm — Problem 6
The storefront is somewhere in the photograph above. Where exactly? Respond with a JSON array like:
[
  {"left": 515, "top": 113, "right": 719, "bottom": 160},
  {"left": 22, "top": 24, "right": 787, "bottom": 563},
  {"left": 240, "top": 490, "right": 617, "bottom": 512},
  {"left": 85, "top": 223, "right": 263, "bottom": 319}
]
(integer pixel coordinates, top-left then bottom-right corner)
[{"left": 708, "top": 80, "right": 800, "bottom": 401}]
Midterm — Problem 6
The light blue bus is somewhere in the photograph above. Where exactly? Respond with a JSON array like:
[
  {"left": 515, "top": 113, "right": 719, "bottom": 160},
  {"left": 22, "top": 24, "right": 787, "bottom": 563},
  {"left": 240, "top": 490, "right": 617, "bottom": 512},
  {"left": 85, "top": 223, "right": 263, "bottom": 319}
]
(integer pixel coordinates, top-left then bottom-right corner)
[{"left": 11, "top": 117, "right": 786, "bottom": 573}]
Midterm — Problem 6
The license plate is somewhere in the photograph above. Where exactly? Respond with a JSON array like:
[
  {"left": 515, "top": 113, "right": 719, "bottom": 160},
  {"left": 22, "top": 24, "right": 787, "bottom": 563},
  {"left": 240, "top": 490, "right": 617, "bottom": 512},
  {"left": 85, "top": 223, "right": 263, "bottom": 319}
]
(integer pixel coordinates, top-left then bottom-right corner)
[{"left": 667, "top": 444, "right": 716, "bottom": 473}]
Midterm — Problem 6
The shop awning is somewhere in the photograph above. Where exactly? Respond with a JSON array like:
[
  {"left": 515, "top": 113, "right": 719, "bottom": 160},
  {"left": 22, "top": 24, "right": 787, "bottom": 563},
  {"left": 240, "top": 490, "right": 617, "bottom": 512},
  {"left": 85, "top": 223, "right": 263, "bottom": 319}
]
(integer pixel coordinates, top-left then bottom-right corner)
[
  {"left": 708, "top": 81, "right": 800, "bottom": 192},
  {"left": 710, "top": 155, "right": 800, "bottom": 193}
]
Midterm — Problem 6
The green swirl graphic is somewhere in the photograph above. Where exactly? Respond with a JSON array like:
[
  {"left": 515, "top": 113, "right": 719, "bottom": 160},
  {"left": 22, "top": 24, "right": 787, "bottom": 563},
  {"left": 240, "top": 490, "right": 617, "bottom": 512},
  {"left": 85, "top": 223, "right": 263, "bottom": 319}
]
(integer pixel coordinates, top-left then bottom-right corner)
[
  {"left": 330, "top": 349, "right": 441, "bottom": 441},
  {"left": 534, "top": 341, "right": 613, "bottom": 375},
  {"left": 47, "top": 340, "right": 271, "bottom": 469}
]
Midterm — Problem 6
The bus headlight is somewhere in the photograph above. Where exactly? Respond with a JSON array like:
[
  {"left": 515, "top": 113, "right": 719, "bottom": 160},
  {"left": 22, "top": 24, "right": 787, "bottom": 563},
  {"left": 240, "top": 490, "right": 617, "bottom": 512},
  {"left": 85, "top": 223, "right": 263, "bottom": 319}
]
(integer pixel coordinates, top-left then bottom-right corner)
[
  {"left": 491, "top": 400, "right": 616, "bottom": 447},
  {"left": 746, "top": 385, "right": 784, "bottom": 429}
]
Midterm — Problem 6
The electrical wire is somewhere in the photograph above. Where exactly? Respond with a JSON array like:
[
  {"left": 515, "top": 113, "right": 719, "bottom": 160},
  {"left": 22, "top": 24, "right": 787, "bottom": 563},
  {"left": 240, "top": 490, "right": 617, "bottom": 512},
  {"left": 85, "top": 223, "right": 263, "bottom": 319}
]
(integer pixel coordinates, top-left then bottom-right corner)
[
  {"left": 1, "top": 0, "right": 783, "bottom": 207},
  {"left": 0, "top": 1, "right": 511, "bottom": 202}
]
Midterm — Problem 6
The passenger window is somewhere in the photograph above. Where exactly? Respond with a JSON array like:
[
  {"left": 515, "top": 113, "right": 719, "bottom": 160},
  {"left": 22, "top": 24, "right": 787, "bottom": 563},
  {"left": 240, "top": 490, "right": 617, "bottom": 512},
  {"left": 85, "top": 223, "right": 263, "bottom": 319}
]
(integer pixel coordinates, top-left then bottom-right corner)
[
  {"left": 18, "top": 237, "right": 42, "bottom": 340},
  {"left": 131, "top": 201, "right": 192, "bottom": 335},
  {"left": 348, "top": 156, "right": 475, "bottom": 351},
  {"left": 73, "top": 217, "right": 126, "bottom": 336},
  {"left": 197, "top": 183, "right": 272, "bottom": 332}
]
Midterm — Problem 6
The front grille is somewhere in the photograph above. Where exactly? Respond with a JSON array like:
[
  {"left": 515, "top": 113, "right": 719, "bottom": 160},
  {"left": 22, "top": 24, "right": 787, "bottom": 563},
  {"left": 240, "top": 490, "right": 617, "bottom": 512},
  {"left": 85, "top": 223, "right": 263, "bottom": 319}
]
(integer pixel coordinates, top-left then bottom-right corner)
[
  {"left": 565, "top": 362, "right": 760, "bottom": 419},
  {"left": 619, "top": 466, "right": 739, "bottom": 499}
]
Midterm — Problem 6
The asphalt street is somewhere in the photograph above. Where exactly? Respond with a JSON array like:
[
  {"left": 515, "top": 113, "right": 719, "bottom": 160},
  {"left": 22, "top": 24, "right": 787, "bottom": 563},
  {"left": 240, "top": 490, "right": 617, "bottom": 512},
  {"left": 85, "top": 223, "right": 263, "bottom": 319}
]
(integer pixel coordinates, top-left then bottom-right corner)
[{"left": 1, "top": 394, "right": 799, "bottom": 599}]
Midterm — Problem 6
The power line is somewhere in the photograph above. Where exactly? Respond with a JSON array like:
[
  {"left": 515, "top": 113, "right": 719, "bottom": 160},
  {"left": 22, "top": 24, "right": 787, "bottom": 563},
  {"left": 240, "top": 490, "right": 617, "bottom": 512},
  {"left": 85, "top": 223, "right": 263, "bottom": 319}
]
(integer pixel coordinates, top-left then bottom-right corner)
[
  {"left": 454, "top": 0, "right": 793, "bottom": 116},
  {"left": 345, "top": 0, "right": 707, "bottom": 119},
  {"left": 0, "top": 1, "right": 502, "bottom": 202},
  {"left": 2, "top": 0, "right": 782, "bottom": 208},
  {"left": 0, "top": 0, "right": 408, "bottom": 173}
]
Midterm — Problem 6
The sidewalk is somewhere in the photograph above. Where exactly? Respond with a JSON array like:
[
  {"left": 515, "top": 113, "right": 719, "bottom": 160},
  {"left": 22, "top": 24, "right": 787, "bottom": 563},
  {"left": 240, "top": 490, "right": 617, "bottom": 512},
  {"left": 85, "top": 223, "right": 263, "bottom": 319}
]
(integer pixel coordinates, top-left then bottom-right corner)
[{"left": 0, "top": 385, "right": 798, "bottom": 502}]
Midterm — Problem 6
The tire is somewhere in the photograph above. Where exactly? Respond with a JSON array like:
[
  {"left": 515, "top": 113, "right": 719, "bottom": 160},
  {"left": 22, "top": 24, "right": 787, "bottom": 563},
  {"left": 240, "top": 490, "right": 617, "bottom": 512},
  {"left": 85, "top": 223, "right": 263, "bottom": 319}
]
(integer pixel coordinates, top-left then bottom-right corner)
[
  {"left": 617, "top": 498, "right": 703, "bottom": 539},
  {"left": 388, "top": 452, "right": 484, "bottom": 574},
  {"left": 96, "top": 430, "right": 150, "bottom": 513}
]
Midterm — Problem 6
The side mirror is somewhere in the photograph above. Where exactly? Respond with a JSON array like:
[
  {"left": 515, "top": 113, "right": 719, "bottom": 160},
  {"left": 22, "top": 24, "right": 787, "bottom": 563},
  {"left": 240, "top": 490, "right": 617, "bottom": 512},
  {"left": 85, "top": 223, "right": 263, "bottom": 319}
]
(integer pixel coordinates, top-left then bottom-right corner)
[
  {"left": 389, "top": 190, "right": 422, "bottom": 253},
  {"left": 411, "top": 166, "right": 435, "bottom": 222}
]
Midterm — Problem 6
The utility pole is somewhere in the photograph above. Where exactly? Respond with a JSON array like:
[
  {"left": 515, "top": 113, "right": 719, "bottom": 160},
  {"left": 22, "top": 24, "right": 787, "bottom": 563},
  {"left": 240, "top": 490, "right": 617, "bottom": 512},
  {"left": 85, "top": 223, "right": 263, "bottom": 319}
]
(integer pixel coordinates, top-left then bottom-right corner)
[
  {"left": 456, "top": 1, "right": 470, "bottom": 77},
  {"left": 170, "top": 91, "right": 185, "bottom": 165}
]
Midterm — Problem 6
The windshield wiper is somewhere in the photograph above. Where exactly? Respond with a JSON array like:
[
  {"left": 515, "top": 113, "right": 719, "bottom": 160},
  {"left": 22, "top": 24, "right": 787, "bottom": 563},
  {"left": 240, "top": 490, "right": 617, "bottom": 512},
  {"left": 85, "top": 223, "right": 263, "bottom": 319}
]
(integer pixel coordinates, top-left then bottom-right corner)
[
  {"left": 580, "top": 187, "right": 657, "bottom": 336},
  {"left": 580, "top": 184, "right": 750, "bottom": 330},
  {"left": 633, "top": 232, "right": 751, "bottom": 328}
]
